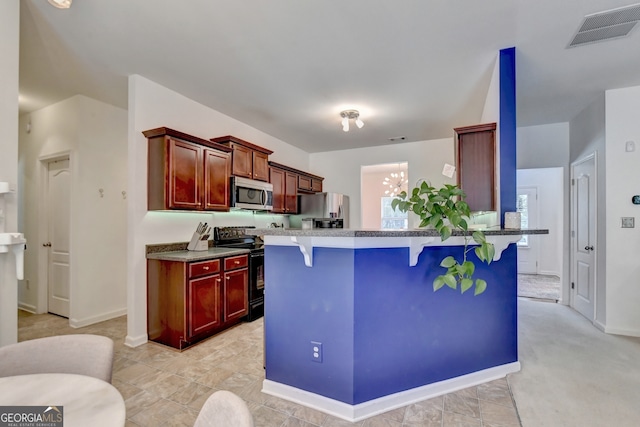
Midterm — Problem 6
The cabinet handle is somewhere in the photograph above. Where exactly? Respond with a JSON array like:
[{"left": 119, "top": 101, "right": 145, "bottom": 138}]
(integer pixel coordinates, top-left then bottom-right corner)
[
  {"left": 203, "top": 266, "right": 209, "bottom": 270},
  {"left": 234, "top": 260, "right": 240, "bottom": 265}
]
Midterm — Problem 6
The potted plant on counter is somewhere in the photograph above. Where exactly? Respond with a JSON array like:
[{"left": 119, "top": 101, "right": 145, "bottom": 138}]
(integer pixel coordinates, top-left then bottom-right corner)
[{"left": 392, "top": 181, "right": 495, "bottom": 295}]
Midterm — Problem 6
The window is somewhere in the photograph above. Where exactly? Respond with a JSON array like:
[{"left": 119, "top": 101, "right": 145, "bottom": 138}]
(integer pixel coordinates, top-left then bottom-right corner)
[
  {"left": 381, "top": 197, "right": 408, "bottom": 229},
  {"left": 517, "top": 194, "right": 529, "bottom": 246}
]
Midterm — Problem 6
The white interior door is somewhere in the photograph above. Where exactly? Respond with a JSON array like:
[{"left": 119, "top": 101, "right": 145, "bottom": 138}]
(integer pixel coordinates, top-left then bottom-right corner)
[
  {"left": 572, "top": 155, "right": 596, "bottom": 321},
  {"left": 517, "top": 186, "right": 539, "bottom": 274},
  {"left": 46, "top": 158, "right": 71, "bottom": 318}
]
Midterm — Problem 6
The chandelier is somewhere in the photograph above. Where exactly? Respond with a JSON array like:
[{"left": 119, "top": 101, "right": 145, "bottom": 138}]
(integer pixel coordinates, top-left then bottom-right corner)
[
  {"left": 383, "top": 171, "right": 408, "bottom": 195},
  {"left": 340, "top": 110, "right": 364, "bottom": 132}
]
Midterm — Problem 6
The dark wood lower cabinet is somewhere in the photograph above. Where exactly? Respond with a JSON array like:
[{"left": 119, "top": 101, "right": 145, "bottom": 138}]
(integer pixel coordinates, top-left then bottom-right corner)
[
  {"left": 188, "top": 274, "right": 221, "bottom": 338},
  {"left": 224, "top": 268, "right": 248, "bottom": 322},
  {"left": 147, "top": 254, "right": 248, "bottom": 350}
]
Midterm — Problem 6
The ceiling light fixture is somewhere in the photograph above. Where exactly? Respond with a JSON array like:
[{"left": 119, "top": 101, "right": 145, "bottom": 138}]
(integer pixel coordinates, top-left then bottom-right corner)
[
  {"left": 340, "top": 110, "right": 364, "bottom": 132},
  {"left": 383, "top": 170, "right": 408, "bottom": 195},
  {"left": 48, "top": 0, "right": 72, "bottom": 9}
]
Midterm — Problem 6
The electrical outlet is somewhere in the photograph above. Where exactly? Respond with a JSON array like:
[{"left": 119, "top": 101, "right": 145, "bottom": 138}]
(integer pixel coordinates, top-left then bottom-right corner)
[
  {"left": 621, "top": 217, "right": 635, "bottom": 228},
  {"left": 311, "top": 341, "right": 323, "bottom": 363}
]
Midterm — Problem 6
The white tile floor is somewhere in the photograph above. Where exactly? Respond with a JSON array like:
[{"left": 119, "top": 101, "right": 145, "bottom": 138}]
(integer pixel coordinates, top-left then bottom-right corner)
[{"left": 18, "top": 311, "right": 522, "bottom": 426}]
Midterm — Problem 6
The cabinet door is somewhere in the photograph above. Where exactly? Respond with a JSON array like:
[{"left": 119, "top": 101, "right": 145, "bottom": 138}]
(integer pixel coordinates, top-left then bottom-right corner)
[
  {"left": 188, "top": 274, "right": 221, "bottom": 338},
  {"left": 455, "top": 124, "right": 496, "bottom": 212},
  {"left": 285, "top": 171, "right": 298, "bottom": 214},
  {"left": 223, "top": 268, "right": 248, "bottom": 322},
  {"left": 168, "top": 138, "right": 202, "bottom": 209},
  {"left": 270, "top": 167, "right": 286, "bottom": 213},
  {"left": 298, "top": 175, "right": 312, "bottom": 192},
  {"left": 204, "top": 149, "right": 231, "bottom": 211},
  {"left": 311, "top": 178, "right": 323, "bottom": 193},
  {"left": 230, "top": 143, "right": 253, "bottom": 179},
  {"left": 253, "top": 151, "right": 270, "bottom": 182}
]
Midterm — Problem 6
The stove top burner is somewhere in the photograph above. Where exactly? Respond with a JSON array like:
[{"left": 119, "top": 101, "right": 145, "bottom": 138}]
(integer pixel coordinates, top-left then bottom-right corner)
[{"left": 213, "top": 226, "right": 262, "bottom": 251}]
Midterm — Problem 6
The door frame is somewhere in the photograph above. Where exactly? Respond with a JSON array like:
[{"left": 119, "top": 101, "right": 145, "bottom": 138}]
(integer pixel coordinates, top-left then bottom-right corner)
[
  {"left": 516, "top": 185, "right": 539, "bottom": 275},
  {"left": 37, "top": 151, "right": 74, "bottom": 317},
  {"left": 570, "top": 152, "right": 598, "bottom": 321}
]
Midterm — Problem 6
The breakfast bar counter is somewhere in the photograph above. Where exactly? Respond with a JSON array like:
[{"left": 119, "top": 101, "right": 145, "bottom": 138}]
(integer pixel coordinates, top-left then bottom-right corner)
[{"left": 250, "top": 228, "right": 547, "bottom": 422}]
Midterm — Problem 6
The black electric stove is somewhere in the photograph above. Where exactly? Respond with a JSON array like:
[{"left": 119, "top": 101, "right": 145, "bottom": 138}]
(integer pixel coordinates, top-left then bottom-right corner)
[{"left": 213, "top": 226, "right": 264, "bottom": 321}]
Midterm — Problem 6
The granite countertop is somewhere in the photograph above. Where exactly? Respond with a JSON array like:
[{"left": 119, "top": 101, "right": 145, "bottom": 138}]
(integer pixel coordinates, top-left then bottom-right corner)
[
  {"left": 146, "top": 244, "right": 250, "bottom": 262},
  {"left": 246, "top": 228, "right": 549, "bottom": 238}
]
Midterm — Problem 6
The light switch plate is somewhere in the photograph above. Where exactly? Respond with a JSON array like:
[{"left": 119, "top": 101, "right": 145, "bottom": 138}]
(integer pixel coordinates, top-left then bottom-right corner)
[{"left": 621, "top": 217, "right": 635, "bottom": 228}]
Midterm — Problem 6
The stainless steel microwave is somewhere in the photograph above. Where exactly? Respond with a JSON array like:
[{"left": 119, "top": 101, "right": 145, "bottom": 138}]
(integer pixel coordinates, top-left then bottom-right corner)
[{"left": 230, "top": 176, "right": 273, "bottom": 211}]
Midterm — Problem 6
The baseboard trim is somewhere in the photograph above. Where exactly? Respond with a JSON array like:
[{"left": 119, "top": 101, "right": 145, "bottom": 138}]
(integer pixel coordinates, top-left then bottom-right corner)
[
  {"left": 593, "top": 320, "right": 606, "bottom": 333},
  {"left": 604, "top": 325, "right": 640, "bottom": 337},
  {"left": 262, "top": 362, "right": 521, "bottom": 422},
  {"left": 18, "top": 302, "right": 37, "bottom": 314},
  {"left": 69, "top": 307, "right": 127, "bottom": 328},
  {"left": 538, "top": 270, "right": 560, "bottom": 277},
  {"left": 125, "top": 333, "right": 148, "bottom": 348}
]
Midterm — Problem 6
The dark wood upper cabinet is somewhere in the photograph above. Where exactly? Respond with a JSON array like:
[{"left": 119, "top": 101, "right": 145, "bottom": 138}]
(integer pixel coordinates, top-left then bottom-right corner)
[
  {"left": 454, "top": 123, "right": 497, "bottom": 212},
  {"left": 252, "top": 151, "right": 270, "bottom": 182},
  {"left": 167, "top": 138, "right": 202, "bottom": 210},
  {"left": 204, "top": 148, "right": 231, "bottom": 210},
  {"left": 270, "top": 166, "right": 286, "bottom": 214},
  {"left": 284, "top": 171, "right": 298, "bottom": 214},
  {"left": 269, "top": 165, "right": 298, "bottom": 214},
  {"left": 210, "top": 136, "right": 273, "bottom": 182},
  {"left": 144, "top": 127, "right": 232, "bottom": 212}
]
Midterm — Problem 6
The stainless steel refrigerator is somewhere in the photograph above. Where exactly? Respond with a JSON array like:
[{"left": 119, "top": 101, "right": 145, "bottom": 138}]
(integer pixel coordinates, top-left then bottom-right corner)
[{"left": 290, "top": 193, "right": 349, "bottom": 229}]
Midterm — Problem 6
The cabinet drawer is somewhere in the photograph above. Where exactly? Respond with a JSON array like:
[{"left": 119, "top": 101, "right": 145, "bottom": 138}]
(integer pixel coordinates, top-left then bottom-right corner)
[
  {"left": 189, "top": 259, "right": 221, "bottom": 278},
  {"left": 224, "top": 255, "right": 248, "bottom": 271}
]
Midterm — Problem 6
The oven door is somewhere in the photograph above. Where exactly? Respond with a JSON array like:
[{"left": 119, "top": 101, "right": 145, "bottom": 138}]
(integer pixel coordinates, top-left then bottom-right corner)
[
  {"left": 250, "top": 250, "right": 265, "bottom": 292},
  {"left": 247, "top": 249, "right": 265, "bottom": 321}
]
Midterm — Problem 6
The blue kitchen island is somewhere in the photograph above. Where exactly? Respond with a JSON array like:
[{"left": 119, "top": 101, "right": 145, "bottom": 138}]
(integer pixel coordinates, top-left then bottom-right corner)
[{"left": 249, "top": 228, "right": 548, "bottom": 422}]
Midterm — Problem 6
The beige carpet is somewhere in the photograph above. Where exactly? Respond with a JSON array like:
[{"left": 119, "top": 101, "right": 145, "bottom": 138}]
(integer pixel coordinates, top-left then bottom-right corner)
[
  {"left": 509, "top": 299, "right": 640, "bottom": 427},
  {"left": 517, "top": 274, "right": 560, "bottom": 301}
]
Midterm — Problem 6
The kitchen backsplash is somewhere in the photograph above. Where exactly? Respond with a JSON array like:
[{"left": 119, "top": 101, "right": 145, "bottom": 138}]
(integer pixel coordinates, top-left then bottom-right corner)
[
  {"left": 468, "top": 211, "right": 500, "bottom": 228},
  {"left": 209, "top": 210, "right": 290, "bottom": 229}
]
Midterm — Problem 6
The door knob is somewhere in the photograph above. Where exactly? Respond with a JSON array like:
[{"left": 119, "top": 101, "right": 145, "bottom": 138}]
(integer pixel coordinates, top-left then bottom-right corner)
[
  {"left": 584, "top": 245, "right": 594, "bottom": 251},
  {"left": 43, "top": 242, "right": 52, "bottom": 247}
]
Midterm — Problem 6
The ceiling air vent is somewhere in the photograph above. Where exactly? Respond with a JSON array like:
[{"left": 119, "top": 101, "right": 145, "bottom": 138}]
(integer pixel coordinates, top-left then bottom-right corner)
[{"left": 568, "top": 3, "right": 640, "bottom": 48}]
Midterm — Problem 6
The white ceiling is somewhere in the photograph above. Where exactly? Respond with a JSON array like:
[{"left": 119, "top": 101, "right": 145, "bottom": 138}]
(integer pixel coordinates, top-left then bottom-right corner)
[{"left": 18, "top": 0, "right": 640, "bottom": 153}]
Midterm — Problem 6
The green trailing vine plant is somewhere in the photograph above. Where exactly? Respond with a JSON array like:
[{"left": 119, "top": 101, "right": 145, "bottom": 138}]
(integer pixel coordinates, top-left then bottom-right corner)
[{"left": 391, "top": 181, "right": 495, "bottom": 295}]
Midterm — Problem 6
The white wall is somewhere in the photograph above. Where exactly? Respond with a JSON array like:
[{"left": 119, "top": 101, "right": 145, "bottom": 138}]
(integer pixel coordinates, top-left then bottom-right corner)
[
  {"left": 361, "top": 165, "right": 408, "bottom": 229},
  {"left": 0, "top": 0, "right": 19, "bottom": 346},
  {"left": 310, "top": 138, "right": 455, "bottom": 229},
  {"left": 517, "top": 123, "right": 570, "bottom": 169},
  {"left": 604, "top": 85, "right": 640, "bottom": 336},
  {"left": 18, "top": 95, "right": 128, "bottom": 327},
  {"left": 126, "top": 75, "right": 310, "bottom": 346},
  {"left": 517, "top": 168, "right": 563, "bottom": 278},
  {"left": 570, "top": 95, "right": 607, "bottom": 327},
  {"left": 481, "top": 53, "right": 501, "bottom": 217},
  {"left": 517, "top": 123, "right": 570, "bottom": 302}
]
